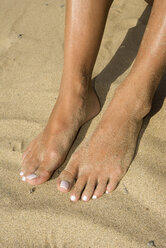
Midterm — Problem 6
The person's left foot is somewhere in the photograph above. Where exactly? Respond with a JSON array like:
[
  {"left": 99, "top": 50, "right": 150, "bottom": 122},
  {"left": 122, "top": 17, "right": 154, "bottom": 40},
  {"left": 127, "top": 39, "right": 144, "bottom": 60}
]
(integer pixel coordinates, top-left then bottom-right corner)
[{"left": 57, "top": 83, "right": 151, "bottom": 201}]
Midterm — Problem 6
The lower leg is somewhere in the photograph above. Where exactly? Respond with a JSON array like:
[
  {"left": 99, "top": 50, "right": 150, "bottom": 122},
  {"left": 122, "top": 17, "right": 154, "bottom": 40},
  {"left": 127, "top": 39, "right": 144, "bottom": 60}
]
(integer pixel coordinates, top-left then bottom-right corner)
[
  {"left": 119, "top": 0, "right": 166, "bottom": 111},
  {"left": 62, "top": 0, "right": 113, "bottom": 84},
  {"left": 58, "top": 0, "right": 166, "bottom": 201},
  {"left": 20, "top": 0, "right": 113, "bottom": 185}
]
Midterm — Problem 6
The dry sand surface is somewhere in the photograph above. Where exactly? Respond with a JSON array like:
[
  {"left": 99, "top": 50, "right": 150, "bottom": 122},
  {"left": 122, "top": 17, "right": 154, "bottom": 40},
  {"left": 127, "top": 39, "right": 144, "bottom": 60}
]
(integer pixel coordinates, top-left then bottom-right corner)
[{"left": 0, "top": 0, "right": 166, "bottom": 247}]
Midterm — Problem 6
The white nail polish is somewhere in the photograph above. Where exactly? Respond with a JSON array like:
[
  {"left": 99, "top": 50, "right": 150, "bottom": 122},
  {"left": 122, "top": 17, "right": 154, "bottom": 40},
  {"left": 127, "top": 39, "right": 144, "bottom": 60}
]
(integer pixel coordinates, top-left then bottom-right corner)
[
  {"left": 82, "top": 195, "right": 87, "bottom": 201},
  {"left": 22, "top": 176, "right": 26, "bottom": 181},
  {"left": 60, "top": 181, "right": 69, "bottom": 190},
  {"left": 70, "top": 195, "right": 76, "bottom": 201},
  {"left": 92, "top": 195, "right": 97, "bottom": 199},
  {"left": 20, "top": 171, "right": 24, "bottom": 176},
  {"left": 26, "top": 174, "right": 38, "bottom": 180},
  {"left": 106, "top": 190, "right": 109, "bottom": 194}
]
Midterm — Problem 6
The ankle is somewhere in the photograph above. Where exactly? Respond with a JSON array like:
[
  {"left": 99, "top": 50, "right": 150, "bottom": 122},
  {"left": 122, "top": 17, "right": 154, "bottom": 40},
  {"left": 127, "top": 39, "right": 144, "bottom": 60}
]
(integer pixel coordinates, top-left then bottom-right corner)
[
  {"left": 60, "top": 72, "right": 93, "bottom": 101},
  {"left": 114, "top": 83, "right": 152, "bottom": 120}
]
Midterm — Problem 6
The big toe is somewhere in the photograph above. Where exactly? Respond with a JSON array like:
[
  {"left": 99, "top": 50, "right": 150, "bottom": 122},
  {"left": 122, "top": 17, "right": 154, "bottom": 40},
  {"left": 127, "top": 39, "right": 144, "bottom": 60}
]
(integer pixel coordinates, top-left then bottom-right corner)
[
  {"left": 25, "top": 166, "right": 54, "bottom": 185},
  {"left": 57, "top": 166, "right": 77, "bottom": 192}
]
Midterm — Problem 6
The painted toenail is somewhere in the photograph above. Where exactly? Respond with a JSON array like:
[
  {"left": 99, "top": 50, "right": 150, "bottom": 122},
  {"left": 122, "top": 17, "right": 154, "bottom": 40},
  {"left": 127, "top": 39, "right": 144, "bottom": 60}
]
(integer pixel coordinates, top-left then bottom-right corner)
[
  {"left": 70, "top": 195, "right": 76, "bottom": 201},
  {"left": 82, "top": 196, "right": 87, "bottom": 201},
  {"left": 20, "top": 171, "right": 24, "bottom": 176},
  {"left": 106, "top": 190, "right": 109, "bottom": 194},
  {"left": 60, "top": 181, "right": 70, "bottom": 190},
  {"left": 22, "top": 176, "right": 26, "bottom": 181},
  {"left": 92, "top": 195, "right": 97, "bottom": 199},
  {"left": 26, "top": 174, "right": 38, "bottom": 180}
]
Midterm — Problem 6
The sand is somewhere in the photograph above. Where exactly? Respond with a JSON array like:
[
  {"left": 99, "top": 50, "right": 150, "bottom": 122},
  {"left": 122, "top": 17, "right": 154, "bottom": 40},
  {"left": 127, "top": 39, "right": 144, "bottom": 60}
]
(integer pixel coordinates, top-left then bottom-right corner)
[{"left": 0, "top": 0, "right": 166, "bottom": 247}]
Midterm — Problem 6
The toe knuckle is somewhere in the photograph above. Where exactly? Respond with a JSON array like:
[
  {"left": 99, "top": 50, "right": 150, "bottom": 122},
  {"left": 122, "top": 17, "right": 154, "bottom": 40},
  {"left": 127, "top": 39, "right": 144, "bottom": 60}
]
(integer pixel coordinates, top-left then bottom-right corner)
[
  {"left": 63, "top": 168, "right": 75, "bottom": 178},
  {"left": 115, "top": 166, "right": 124, "bottom": 177},
  {"left": 51, "top": 151, "right": 63, "bottom": 163},
  {"left": 27, "top": 165, "right": 36, "bottom": 172},
  {"left": 40, "top": 169, "right": 50, "bottom": 177},
  {"left": 48, "top": 150, "right": 58, "bottom": 160}
]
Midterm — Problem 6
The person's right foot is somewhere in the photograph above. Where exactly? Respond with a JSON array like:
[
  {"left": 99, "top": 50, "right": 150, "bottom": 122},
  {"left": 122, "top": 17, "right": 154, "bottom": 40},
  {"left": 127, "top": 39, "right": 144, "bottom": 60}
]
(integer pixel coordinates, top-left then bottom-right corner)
[
  {"left": 20, "top": 78, "right": 100, "bottom": 185},
  {"left": 56, "top": 80, "right": 151, "bottom": 202}
]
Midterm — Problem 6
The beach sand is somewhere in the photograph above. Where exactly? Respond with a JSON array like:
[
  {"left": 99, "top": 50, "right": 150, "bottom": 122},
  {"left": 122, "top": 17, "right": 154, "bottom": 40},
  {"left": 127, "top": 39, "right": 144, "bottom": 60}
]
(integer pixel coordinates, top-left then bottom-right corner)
[{"left": 0, "top": 0, "right": 166, "bottom": 247}]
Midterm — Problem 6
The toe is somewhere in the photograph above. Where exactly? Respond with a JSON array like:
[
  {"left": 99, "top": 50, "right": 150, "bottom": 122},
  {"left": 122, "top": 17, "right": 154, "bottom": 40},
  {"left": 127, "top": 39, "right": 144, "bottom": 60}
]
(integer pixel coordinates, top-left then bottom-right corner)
[
  {"left": 81, "top": 177, "right": 96, "bottom": 202},
  {"left": 92, "top": 178, "right": 108, "bottom": 199},
  {"left": 25, "top": 166, "right": 53, "bottom": 185},
  {"left": 70, "top": 177, "right": 87, "bottom": 202},
  {"left": 106, "top": 178, "right": 119, "bottom": 194},
  {"left": 57, "top": 160, "right": 78, "bottom": 192},
  {"left": 57, "top": 156, "right": 78, "bottom": 192}
]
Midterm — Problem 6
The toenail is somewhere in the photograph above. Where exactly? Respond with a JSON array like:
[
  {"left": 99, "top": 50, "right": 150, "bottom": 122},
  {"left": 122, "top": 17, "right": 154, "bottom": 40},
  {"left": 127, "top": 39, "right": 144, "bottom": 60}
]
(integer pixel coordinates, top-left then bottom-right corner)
[
  {"left": 20, "top": 171, "right": 24, "bottom": 176},
  {"left": 106, "top": 190, "right": 109, "bottom": 194},
  {"left": 70, "top": 195, "right": 76, "bottom": 201},
  {"left": 92, "top": 195, "right": 97, "bottom": 199},
  {"left": 82, "top": 196, "right": 87, "bottom": 201},
  {"left": 26, "top": 174, "right": 38, "bottom": 180},
  {"left": 22, "top": 176, "right": 26, "bottom": 181},
  {"left": 60, "top": 181, "right": 70, "bottom": 190}
]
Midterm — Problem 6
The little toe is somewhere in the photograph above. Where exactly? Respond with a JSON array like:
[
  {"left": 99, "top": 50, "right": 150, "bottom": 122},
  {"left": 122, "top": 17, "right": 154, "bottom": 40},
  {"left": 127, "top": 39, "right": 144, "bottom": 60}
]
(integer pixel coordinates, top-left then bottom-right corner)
[
  {"left": 81, "top": 178, "right": 96, "bottom": 202},
  {"left": 92, "top": 178, "right": 108, "bottom": 199},
  {"left": 70, "top": 177, "right": 87, "bottom": 202}
]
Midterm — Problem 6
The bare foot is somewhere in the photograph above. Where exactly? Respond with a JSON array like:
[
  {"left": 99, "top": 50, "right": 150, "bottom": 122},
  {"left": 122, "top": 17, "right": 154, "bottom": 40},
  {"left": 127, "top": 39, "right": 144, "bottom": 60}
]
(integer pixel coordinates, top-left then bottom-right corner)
[
  {"left": 57, "top": 82, "right": 151, "bottom": 201},
  {"left": 20, "top": 79, "right": 100, "bottom": 185}
]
